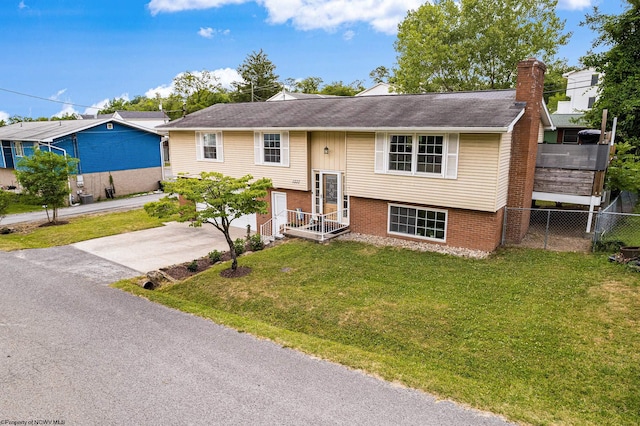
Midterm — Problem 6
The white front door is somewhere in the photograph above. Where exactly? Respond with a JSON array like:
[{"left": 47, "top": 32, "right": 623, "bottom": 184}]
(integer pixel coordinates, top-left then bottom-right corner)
[
  {"left": 314, "top": 171, "right": 346, "bottom": 224},
  {"left": 272, "top": 192, "right": 287, "bottom": 237}
]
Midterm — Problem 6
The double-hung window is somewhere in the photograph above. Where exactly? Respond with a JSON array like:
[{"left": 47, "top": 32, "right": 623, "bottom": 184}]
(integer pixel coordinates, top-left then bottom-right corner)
[
  {"left": 375, "top": 132, "right": 458, "bottom": 179},
  {"left": 254, "top": 131, "right": 289, "bottom": 167},
  {"left": 196, "top": 132, "right": 223, "bottom": 162},
  {"left": 14, "top": 141, "right": 24, "bottom": 157},
  {"left": 388, "top": 204, "right": 447, "bottom": 241}
]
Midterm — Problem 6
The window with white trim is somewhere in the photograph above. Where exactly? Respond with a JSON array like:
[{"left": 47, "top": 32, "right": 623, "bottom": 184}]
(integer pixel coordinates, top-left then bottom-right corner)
[
  {"left": 254, "top": 131, "right": 289, "bottom": 167},
  {"left": 376, "top": 132, "right": 458, "bottom": 179},
  {"left": 14, "top": 141, "right": 24, "bottom": 157},
  {"left": 196, "top": 132, "right": 223, "bottom": 162},
  {"left": 389, "top": 204, "right": 447, "bottom": 241}
]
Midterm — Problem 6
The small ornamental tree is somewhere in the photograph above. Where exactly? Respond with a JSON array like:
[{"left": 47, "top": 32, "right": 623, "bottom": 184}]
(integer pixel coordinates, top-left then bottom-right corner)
[
  {"left": 144, "top": 172, "right": 272, "bottom": 271},
  {"left": 15, "top": 149, "right": 78, "bottom": 224}
]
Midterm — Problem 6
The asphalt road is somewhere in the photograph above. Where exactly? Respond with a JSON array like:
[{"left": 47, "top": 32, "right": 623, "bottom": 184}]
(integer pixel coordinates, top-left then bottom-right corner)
[
  {"left": 1, "top": 192, "right": 165, "bottom": 225},
  {"left": 0, "top": 246, "right": 514, "bottom": 425}
]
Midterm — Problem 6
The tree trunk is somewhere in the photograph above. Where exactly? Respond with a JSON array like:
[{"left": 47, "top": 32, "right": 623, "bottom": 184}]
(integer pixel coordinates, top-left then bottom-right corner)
[{"left": 223, "top": 230, "right": 237, "bottom": 271}]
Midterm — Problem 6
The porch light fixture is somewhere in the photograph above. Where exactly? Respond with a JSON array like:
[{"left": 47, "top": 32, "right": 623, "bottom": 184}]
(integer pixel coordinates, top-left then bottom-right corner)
[{"left": 324, "top": 145, "right": 329, "bottom": 155}]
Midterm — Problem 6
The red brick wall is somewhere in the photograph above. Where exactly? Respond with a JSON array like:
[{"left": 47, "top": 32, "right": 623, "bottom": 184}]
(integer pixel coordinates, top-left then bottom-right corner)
[
  {"left": 256, "top": 188, "right": 312, "bottom": 230},
  {"left": 506, "top": 58, "right": 547, "bottom": 243},
  {"left": 349, "top": 196, "right": 503, "bottom": 252}
]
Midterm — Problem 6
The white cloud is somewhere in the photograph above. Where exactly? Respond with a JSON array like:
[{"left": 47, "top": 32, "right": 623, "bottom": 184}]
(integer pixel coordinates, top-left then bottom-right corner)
[
  {"left": 148, "top": 0, "right": 247, "bottom": 15},
  {"left": 18, "top": 1, "right": 27, "bottom": 10},
  {"left": 557, "top": 0, "right": 594, "bottom": 10},
  {"left": 147, "top": 0, "right": 421, "bottom": 34},
  {"left": 198, "top": 27, "right": 230, "bottom": 38},
  {"left": 82, "top": 94, "right": 130, "bottom": 115},
  {"left": 49, "top": 88, "right": 67, "bottom": 101},
  {"left": 51, "top": 104, "right": 79, "bottom": 119},
  {"left": 0, "top": 111, "right": 10, "bottom": 122},
  {"left": 145, "top": 68, "right": 242, "bottom": 98},
  {"left": 343, "top": 30, "right": 355, "bottom": 41},
  {"left": 198, "top": 27, "right": 214, "bottom": 38}
]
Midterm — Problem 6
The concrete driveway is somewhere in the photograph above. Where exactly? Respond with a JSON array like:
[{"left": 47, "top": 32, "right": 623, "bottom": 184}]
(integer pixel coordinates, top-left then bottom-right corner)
[{"left": 72, "top": 221, "right": 248, "bottom": 273}]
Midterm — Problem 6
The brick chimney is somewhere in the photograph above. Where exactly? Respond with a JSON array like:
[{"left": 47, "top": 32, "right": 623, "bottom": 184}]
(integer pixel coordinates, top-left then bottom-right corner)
[{"left": 506, "top": 58, "right": 547, "bottom": 243}]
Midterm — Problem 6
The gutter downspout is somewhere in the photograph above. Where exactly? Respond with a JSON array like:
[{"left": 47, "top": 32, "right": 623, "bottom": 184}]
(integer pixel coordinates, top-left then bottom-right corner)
[{"left": 159, "top": 136, "right": 166, "bottom": 182}]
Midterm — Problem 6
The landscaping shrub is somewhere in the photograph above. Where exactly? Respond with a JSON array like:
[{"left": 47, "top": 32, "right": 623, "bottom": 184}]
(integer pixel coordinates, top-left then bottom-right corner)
[
  {"left": 234, "top": 238, "right": 246, "bottom": 255},
  {"left": 187, "top": 260, "right": 198, "bottom": 272},
  {"left": 208, "top": 250, "right": 222, "bottom": 263},
  {"left": 248, "top": 234, "right": 264, "bottom": 251}
]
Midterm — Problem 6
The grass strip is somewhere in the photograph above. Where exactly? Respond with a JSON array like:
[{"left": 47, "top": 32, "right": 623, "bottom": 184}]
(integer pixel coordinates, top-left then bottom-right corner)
[
  {"left": 0, "top": 209, "right": 170, "bottom": 250},
  {"left": 114, "top": 240, "right": 640, "bottom": 425}
]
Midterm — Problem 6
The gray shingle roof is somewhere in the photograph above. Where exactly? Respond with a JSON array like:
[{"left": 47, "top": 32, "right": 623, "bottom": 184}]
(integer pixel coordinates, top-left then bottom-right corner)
[
  {"left": 0, "top": 118, "right": 161, "bottom": 142},
  {"left": 160, "top": 90, "right": 525, "bottom": 131}
]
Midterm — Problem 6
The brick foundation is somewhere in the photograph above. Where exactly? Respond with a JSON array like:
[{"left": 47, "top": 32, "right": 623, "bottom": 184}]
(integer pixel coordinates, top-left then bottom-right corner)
[{"left": 349, "top": 196, "right": 503, "bottom": 252}]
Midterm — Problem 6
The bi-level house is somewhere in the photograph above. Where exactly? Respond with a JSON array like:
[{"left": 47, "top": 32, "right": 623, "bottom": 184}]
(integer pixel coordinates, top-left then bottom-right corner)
[{"left": 160, "top": 58, "right": 552, "bottom": 252}]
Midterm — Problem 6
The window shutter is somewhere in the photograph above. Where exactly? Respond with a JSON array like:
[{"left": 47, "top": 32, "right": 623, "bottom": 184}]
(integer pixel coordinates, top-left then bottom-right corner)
[
  {"left": 216, "top": 131, "right": 224, "bottom": 162},
  {"left": 254, "top": 132, "right": 262, "bottom": 164},
  {"left": 375, "top": 132, "right": 386, "bottom": 173},
  {"left": 281, "top": 131, "right": 289, "bottom": 167},
  {"left": 196, "top": 132, "right": 203, "bottom": 160},
  {"left": 445, "top": 133, "right": 459, "bottom": 179}
]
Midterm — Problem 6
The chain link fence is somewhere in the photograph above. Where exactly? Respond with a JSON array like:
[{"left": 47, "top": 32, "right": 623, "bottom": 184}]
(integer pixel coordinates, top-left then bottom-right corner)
[
  {"left": 593, "top": 192, "right": 640, "bottom": 250},
  {"left": 503, "top": 191, "right": 640, "bottom": 252}
]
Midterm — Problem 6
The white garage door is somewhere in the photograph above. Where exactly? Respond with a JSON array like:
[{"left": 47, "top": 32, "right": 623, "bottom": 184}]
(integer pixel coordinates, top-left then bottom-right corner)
[
  {"left": 230, "top": 213, "right": 257, "bottom": 231},
  {"left": 197, "top": 202, "right": 257, "bottom": 231}
]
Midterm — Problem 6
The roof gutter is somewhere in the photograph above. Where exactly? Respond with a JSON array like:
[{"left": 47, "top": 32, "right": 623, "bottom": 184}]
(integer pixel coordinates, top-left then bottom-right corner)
[{"left": 158, "top": 126, "right": 516, "bottom": 134}]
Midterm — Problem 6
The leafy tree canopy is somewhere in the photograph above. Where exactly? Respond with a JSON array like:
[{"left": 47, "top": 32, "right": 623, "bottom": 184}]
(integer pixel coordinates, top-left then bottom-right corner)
[
  {"left": 581, "top": 1, "right": 640, "bottom": 192},
  {"left": 394, "top": 0, "right": 569, "bottom": 92},
  {"left": 15, "top": 149, "right": 78, "bottom": 224},
  {"left": 319, "top": 80, "right": 365, "bottom": 96},
  {"left": 145, "top": 173, "right": 272, "bottom": 271},
  {"left": 232, "top": 49, "right": 281, "bottom": 102}
]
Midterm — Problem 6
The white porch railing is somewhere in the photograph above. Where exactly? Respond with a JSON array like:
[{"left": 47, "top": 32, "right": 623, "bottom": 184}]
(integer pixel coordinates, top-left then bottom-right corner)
[
  {"left": 260, "top": 218, "right": 275, "bottom": 243},
  {"left": 282, "top": 209, "right": 349, "bottom": 242}
]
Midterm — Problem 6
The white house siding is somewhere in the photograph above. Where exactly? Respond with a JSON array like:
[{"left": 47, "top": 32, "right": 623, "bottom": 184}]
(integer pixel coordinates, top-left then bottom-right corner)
[
  {"left": 169, "top": 130, "right": 309, "bottom": 191},
  {"left": 346, "top": 132, "right": 505, "bottom": 212}
]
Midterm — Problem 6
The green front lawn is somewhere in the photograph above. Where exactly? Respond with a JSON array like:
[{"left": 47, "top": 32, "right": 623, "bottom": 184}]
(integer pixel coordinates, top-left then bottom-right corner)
[
  {"left": 116, "top": 240, "right": 640, "bottom": 426},
  {"left": 0, "top": 209, "right": 169, "bottom": 250}
]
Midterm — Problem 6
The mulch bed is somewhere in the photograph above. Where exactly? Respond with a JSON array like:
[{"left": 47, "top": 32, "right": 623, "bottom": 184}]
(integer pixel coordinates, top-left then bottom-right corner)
[{"left": 160, "top": 250, "right": 253, "bottom": 280}]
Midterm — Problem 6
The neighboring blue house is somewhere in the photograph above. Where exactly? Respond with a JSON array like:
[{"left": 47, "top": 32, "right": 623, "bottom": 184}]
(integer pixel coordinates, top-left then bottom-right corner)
[{"left": 0, "top": 118, "right": 165, "bottom": 202}]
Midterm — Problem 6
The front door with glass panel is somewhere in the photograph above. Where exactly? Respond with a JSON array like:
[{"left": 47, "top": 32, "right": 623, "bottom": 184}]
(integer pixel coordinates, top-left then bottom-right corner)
[{"left": 314, "top": 171, "right": 342, "bottom": 222}]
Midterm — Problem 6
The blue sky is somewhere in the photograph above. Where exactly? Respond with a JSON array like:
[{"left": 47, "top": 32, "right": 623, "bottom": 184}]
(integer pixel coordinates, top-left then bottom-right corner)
[{"left": 0, "top": 0, "right": 627, "bottom": 120}]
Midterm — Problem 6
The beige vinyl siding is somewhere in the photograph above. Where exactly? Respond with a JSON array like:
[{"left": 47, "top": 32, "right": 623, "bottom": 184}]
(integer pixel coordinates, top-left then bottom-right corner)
[
  {"left": 169, "top": 130, "right": 309, "bottom": 190},
  {"left": 346, "top": 132, "right": 504, "bottom": 212},
  {"left": 310, "top": 131, "right": 346, "bottom": 171},
  {"left": 495, "top": 132, "right": 513, "bottom": 209}
]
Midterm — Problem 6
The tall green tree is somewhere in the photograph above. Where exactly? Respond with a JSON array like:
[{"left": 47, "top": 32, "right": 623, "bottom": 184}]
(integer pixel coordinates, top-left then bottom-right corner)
[
  {"left": 369, "top": 66, "right": 391, "bottom": 84},
  {"left": 232, "top": 50, "right": 280, "bottom": 102},
  {"left": 15, "top": 149, "right": 78, "bottom": 224},
  {"left": 295, "top": 76, "right": 324, "bottom": 93},
  {"left": 145, "top": 173, "right": 272, "bottom": 271},
  {"left": 394, "top": 0, "right": 569, "bottom": 92},
  {"left": 582, "top": 1, "right": 640, "bottom": 192}
]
